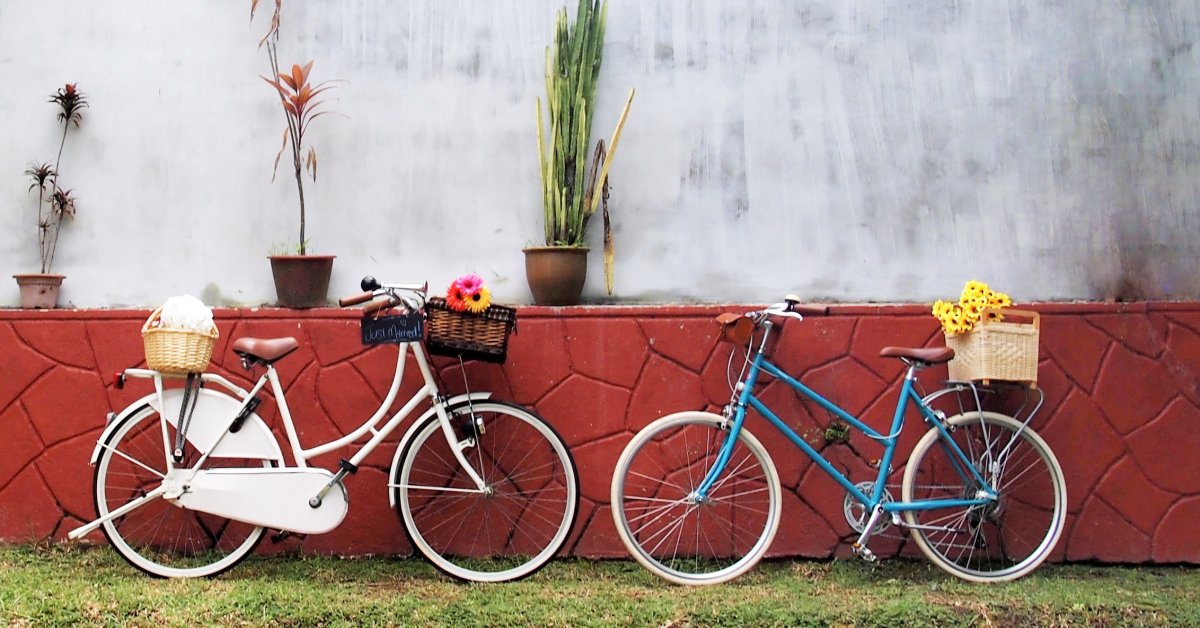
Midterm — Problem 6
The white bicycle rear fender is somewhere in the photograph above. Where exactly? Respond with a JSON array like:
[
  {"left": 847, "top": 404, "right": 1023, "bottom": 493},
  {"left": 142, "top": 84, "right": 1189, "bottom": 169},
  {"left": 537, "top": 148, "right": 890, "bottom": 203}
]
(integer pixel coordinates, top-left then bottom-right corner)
[{"left": 91, "top": 389, "right": 283, "bottom": 465}]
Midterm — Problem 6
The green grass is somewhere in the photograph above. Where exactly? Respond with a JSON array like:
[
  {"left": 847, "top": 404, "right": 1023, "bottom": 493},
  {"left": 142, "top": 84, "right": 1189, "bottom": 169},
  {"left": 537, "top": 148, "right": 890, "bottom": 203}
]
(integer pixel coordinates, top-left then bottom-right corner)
[{"left": 1, "top": 545, "right": 1197, "bottom": 626}]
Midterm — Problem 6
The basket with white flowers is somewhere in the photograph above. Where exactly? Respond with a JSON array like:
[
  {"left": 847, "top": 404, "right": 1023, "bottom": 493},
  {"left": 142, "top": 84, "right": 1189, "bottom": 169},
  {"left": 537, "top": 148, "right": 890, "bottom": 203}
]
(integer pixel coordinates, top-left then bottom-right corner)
[{"left": 142, "top": 295, "right": 218, "bottom": 374}]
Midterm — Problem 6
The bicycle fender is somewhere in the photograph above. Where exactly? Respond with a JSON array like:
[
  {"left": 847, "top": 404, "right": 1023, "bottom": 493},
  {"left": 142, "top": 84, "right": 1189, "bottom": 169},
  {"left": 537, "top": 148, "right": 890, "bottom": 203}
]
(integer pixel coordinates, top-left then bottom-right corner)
[
  {"left": 90, "top": 389, "right": 283, "bottom": 465},
  {"left": 386, "top": 392, "right": 492, "bottom": 508}
]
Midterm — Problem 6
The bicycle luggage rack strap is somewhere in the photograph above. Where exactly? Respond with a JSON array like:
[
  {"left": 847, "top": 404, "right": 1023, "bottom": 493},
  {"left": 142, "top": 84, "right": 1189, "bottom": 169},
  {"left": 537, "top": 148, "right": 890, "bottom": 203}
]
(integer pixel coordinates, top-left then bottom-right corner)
[{"left": 424, "top": 297, "right": 517, "bottom": 364}]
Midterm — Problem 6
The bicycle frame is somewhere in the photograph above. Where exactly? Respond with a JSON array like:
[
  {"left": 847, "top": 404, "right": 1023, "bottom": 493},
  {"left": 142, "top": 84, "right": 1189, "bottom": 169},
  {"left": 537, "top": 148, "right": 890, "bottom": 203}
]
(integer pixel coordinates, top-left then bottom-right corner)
[
  {"left": 71, "top": 339, "right": 487, "bottom": 540},
  {"left": 696, "top": 325, "right": 997, "bottom": 518},
  {"left": 189, "top": 340, "right": 484, "bottom": 485}
]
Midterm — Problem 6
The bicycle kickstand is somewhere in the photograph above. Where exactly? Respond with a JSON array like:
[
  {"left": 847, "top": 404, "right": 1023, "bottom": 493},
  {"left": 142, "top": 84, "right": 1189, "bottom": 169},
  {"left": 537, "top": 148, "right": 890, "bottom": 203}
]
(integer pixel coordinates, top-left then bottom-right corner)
[{"left": 851, "top": 504, "right": 885, "bottom": 563}]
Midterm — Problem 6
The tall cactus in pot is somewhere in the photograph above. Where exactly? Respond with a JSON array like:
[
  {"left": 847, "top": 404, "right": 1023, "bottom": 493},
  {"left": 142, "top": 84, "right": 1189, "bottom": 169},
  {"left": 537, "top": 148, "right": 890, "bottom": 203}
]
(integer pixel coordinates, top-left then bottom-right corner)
[{"left": 535, "top": 0, "right": 634, "bottom": 296}]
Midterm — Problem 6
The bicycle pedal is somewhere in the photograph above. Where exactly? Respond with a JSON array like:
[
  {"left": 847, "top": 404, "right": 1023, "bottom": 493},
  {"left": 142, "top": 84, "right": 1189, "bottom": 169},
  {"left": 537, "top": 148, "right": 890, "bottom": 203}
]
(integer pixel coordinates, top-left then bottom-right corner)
[
  {"left": 867, "top": 459, "right": 893, "bottom": 473},
  {"left": 851, "top": 543, "right": 877, "bottom": 563},
  {"left": 271, "top": 530, "right": 307, "bottom": 544}
]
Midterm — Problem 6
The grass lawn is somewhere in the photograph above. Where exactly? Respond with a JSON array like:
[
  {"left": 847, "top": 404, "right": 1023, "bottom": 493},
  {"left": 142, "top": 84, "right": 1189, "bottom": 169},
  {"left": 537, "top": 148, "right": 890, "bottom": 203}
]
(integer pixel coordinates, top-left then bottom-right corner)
[{"left": 0, "top": 545, "right": 1196, "bottom": 626}]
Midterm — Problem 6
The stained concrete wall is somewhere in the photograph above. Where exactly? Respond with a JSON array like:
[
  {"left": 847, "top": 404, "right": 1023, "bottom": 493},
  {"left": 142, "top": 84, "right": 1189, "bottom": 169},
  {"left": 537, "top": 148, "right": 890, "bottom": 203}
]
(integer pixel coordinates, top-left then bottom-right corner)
[{"left": 1, "top": 1, "right": 1197, "bottom": 307}]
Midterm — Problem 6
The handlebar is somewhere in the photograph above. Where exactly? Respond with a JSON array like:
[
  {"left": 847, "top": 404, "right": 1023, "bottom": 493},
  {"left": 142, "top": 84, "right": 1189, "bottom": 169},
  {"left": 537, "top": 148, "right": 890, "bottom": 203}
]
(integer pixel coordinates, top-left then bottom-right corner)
[
  {"left": 717, "top": 295, "right": 828, "bottom": 347},
  {"left": 756, "top": 295, "right": 828, "bottom": 321},
  {"left": 338, "top": 291, "right": 375, "bottom": 307},
  {"left": 361, "top": 298, "right": 395, "bottom": 315},
  {"left": 340, "top": 277, "right": 429, "bottom": 314}
]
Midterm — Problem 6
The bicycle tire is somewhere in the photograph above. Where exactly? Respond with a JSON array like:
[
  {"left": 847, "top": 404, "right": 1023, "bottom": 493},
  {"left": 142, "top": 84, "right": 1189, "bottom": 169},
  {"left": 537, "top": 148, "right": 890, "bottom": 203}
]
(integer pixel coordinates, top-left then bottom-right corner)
[
  {"left": 93, "top": 404, "right": 280, "bottom": 578},
  {"left": 610, "top": 411, "right": 782, "bottom": 585},
  {"left": 393, "top": 401, "right": 579, "bottom": 582},
  {"left": 902, "top": 411, "right": 1066, "bottom": 582}
]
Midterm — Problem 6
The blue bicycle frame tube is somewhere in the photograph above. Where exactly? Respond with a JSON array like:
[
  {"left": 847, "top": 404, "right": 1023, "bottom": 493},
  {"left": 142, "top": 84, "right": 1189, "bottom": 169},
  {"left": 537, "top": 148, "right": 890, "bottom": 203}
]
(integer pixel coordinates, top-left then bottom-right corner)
[{"left": 695, "top": 350, "right": 995, "bottom": 512}]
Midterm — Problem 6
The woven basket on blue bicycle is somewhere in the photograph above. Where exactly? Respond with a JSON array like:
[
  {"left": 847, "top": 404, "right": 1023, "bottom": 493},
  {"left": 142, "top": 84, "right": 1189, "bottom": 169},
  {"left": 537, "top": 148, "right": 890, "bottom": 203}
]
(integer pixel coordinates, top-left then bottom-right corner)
[
  {"left": 944, "top": 308, "right": 1039, "bottom": 386},
  {"left": 425, "top": 297, "right": 516, "bottom": 363}
]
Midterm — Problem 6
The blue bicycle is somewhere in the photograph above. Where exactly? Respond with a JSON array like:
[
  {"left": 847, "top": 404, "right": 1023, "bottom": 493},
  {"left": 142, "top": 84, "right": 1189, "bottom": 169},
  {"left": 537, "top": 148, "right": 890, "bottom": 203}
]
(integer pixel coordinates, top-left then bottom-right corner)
[{"left": 610, "top": 297, "right": 1066, "bottom": 584}]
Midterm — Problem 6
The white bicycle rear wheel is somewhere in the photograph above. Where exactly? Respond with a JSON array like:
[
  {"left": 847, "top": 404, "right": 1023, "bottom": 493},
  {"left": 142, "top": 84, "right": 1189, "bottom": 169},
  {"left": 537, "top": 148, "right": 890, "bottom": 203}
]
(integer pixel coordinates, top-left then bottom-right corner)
[{"left": 94, "top": 404, "right": 280, "bottom": 578}]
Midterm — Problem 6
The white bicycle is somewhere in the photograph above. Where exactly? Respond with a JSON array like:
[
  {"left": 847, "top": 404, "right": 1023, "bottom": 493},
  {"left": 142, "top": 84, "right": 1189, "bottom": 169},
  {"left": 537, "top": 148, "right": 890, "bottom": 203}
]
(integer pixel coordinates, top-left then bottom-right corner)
[{"left": 69, "top": 277, "right": 579, "bottom": 582}]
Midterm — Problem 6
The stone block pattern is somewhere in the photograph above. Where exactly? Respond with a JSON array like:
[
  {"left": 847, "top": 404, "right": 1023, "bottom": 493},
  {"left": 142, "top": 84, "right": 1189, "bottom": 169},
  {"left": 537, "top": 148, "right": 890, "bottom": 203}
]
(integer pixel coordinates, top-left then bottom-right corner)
[{"left": 0, "top": 302, "right": 1197, "bottom": 564}]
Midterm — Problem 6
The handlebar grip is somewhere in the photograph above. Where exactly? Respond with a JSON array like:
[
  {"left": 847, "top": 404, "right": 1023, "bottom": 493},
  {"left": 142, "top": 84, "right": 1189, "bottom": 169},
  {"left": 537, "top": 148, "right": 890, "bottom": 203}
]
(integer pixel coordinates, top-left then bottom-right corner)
[
  {"left": 338, "top": 292, "right": 375, "bottom": 307},
  {"left": 362, "top": 298, "right": 395, "bottom": 315},
  {"left": 789, "top": 304, "right": 829, "bottom": 316}
]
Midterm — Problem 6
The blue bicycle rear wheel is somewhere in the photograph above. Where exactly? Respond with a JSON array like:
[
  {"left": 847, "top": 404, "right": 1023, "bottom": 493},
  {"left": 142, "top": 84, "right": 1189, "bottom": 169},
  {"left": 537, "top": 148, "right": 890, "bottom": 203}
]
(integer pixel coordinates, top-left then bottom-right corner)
[{"left": 902, "top": 411, "right": 1066, "bottom": 582}]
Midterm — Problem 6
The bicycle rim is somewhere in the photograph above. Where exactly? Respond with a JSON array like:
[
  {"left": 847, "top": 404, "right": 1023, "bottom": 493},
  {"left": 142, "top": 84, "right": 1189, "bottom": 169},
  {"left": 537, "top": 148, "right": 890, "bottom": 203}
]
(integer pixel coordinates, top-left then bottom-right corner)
[
  {"left": 94, "top": 405, "right": 272, "bottom": 578},
  {"left": 394, "top": 401, "right": 579, "bottom": 582},
  {"left": 611, "top": 412, "right": 781, "bottom": 585},
  {"left": 902, "top": 411, "right": 1066, "bottom": 582}
]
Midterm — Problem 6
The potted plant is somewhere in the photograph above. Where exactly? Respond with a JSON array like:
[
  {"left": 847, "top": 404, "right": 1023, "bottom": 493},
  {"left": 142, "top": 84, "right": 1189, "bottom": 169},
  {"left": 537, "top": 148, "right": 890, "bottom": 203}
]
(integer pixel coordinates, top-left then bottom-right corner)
[
  {"left": 526, "top": 0, "right": 634, "bottom": 306},
  {"left": 15, "top": 83, "right": 87, "bottom": 309},
  {"left": 253, "top": 0, "right": 340, "bottom": 308}
]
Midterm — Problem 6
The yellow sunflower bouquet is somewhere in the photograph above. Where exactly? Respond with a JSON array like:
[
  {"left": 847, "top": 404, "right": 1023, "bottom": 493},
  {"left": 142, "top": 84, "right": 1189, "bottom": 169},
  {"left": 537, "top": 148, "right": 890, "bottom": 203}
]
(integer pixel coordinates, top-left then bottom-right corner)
[{"left": 932, "top": 280, "right": 1013, "bottom": 335}]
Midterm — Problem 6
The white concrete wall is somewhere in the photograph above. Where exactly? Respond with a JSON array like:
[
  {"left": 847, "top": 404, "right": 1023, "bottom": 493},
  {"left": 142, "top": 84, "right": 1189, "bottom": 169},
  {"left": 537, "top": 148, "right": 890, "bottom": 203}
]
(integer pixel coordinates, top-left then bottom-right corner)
[{"left": 2, "top": 1, "right": 1197, "bottom": 307}]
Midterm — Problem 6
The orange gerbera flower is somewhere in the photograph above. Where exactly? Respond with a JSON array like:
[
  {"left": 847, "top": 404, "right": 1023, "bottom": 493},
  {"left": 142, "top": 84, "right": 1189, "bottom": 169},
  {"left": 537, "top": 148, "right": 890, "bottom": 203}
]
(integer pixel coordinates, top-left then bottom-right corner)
[{"left": 444, "top": 281, "right": 468, "bottom": 312}]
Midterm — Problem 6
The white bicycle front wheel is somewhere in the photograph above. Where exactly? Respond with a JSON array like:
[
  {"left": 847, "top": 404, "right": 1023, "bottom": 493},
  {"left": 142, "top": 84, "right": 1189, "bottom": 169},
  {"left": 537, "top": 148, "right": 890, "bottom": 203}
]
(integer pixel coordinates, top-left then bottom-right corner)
[
  {"left": 610, "top": 411, "right": 782, "bottom": 585},
  {"left": 394, "top": 401, "right": 579, "bottom": 582},
  {"left": 94, "top": 404, "right": 279, "bottom": 578}
]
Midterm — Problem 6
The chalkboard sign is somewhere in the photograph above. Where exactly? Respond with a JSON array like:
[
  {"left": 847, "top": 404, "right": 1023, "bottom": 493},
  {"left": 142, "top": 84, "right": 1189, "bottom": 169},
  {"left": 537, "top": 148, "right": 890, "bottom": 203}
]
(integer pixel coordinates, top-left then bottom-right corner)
[{"left": 361, "top": 312, "right": 424, "bottom": 345}]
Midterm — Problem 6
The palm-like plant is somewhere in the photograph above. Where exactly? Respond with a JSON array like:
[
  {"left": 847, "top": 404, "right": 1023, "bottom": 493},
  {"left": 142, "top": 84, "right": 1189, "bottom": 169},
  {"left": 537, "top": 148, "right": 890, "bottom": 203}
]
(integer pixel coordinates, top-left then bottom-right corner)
[
  {"left": 262, "top": 59, "right": 338, "bottom": 255},
  {"left": 50, "top": 83, "right": 88, "bottom": 166},
  {"left": 24, "top": 83, "right": 87, "bottom": 274},
  {"left": 252, "top": 0, "right": 337, "bottom": 257}
]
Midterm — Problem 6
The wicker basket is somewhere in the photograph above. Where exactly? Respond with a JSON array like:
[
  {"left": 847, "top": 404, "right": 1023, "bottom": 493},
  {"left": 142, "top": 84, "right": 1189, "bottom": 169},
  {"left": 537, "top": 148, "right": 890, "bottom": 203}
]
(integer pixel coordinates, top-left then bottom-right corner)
[
  {"left": 142, "top": 307, "right": 219, "bottom": 374},
  {"left": 425, "top": 297, "right": 516, "bottom": 363},
  {"left": 945, "top": 308, "right": 1039, "bottom": 386}
]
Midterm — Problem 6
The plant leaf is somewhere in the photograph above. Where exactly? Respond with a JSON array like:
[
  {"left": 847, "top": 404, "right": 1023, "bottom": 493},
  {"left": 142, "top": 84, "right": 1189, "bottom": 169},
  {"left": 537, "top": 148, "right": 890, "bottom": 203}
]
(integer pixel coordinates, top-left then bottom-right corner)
[
  {"left": 292, "top": 63, "right": 308, "bottom": 91},
  {"left": 279, "top": 71, "right": 299, "bottom": 92},
  {"left": 271, "top": 127, "right": 289, "bottom": 181},
  {"left": 306, "top": 146, "right": 318, "bottom": 181}
]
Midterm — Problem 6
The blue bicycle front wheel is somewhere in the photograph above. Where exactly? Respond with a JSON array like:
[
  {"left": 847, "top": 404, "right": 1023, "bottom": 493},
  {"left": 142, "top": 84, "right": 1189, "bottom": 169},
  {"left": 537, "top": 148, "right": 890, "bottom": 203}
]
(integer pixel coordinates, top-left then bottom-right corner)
[{"left": 610, "top": 411, "right": 782, "bottom": 585}]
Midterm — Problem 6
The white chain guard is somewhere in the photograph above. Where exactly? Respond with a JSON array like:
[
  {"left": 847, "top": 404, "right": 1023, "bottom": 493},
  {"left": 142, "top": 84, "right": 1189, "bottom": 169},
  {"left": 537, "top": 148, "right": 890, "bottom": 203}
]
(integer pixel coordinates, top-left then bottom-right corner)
[{"left": 174, "top": 467, "right": 348, "bottom": 535}]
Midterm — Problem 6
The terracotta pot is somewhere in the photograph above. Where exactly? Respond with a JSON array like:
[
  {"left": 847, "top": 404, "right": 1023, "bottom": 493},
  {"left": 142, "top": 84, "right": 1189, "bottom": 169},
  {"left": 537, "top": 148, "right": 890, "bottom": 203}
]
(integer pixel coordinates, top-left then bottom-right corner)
[
  {"left": 522, "top": 246, "right": 589, "bottom": 306},
  {"left": 269, "top": 255, "right": 335, "bottom": 308},
  {"left": 13, "top": 273, "right": 64, "bottom": 309}
]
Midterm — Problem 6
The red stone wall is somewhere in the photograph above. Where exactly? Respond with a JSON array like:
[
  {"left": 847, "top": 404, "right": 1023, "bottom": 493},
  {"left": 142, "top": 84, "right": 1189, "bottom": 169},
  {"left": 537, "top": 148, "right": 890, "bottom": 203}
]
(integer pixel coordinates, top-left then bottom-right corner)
[{"left": 1, "top": 302, "right": 1197, "bottom": 563}]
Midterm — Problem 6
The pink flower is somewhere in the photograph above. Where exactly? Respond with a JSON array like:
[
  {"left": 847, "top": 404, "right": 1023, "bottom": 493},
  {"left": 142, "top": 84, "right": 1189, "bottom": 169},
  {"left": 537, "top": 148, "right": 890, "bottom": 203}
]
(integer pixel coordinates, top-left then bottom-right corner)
[{"left": 454, "top": 274, "right": 484, "bottom": 296}]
